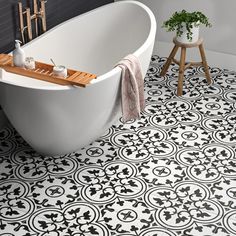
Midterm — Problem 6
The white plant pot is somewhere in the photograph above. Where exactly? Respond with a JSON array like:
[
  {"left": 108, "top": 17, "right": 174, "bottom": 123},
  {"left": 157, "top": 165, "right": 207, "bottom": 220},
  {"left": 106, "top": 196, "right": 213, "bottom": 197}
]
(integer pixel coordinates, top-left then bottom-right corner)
[{"left": 176, "top": 23, "right": 200, "bottom": 44}]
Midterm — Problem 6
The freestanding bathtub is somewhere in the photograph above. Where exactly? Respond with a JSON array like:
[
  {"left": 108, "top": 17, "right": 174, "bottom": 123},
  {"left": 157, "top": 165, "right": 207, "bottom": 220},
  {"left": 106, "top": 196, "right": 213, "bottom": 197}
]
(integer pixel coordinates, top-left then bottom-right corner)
[{"left": 0, "top": 0, "right": 156, "bottom": 155}]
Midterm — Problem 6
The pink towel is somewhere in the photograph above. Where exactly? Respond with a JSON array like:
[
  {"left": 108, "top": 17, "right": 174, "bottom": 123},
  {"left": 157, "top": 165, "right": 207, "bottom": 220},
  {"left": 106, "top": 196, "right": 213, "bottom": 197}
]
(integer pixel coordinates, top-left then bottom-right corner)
[{"left": 116, "top": 54, "right": 145, "bottom": 122}]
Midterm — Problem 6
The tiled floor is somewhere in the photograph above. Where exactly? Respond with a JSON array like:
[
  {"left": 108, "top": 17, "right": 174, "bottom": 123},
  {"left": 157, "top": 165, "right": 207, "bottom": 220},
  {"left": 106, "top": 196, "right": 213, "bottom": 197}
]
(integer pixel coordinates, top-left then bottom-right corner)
[{"left": 1, "top": 55, "right": 236, "bottom": 236}]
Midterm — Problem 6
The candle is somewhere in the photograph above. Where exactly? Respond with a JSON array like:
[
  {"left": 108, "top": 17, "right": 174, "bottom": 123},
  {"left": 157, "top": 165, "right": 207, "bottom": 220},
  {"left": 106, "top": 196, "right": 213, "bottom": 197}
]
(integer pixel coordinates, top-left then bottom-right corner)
[{"left": 25, "top": 57, "right": 35, "bottom": 70}]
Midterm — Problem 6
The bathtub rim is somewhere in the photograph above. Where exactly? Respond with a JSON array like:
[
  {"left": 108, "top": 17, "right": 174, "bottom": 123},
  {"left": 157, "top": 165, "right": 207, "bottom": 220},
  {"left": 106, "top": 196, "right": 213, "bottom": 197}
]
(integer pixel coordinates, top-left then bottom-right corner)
[{"left": 0, "top": 0, "right": 156, "bottom": 91}]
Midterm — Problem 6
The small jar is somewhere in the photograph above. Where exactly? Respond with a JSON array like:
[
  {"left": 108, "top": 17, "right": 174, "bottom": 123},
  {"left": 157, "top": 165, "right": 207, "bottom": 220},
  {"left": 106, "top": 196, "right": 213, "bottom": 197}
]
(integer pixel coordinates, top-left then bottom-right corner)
[
  {"left": 25, "top": 57, "right": 35, "bottom": 70},
  {"left": 53, "top": 65, "right": 67, "bottom": 78}
]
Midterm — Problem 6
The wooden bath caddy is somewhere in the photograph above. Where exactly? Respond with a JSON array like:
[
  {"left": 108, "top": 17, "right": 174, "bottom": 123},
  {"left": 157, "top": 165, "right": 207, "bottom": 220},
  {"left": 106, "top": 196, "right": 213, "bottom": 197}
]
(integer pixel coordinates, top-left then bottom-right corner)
[{"left": 0, "top": 54, "right": 97, "bottom": 87}]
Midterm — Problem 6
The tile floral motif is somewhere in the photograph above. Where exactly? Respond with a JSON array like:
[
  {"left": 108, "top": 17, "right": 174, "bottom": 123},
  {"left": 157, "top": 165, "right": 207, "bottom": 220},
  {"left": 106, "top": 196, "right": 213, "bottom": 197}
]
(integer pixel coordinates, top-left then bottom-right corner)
[
  {"left": 223, "top": 211, "right": 236, "bottom": 235},
  {"left": 101, "top": 198, "right": 156, "bottom": 234},
  {"left": 111, "top": 127, "right": 176, "bottom": 162},
  {"left": 145, "top": 182, "right": 223, "bottom": 229},
  {"left": 29, "top": 203, "right": 110, "bottom": 236},
  {"left": 0, "top": 127, "right": 17, "bottom": 156},
  {"left": 11, "top": 148, "right": 78, "bottom": 181},
  {"left": 0, "top": 55, "right": 236, "bottom": 235},
  {"left": 30, "top": 176, "right": 81, "bottom": 208},
  {"left": 75, "top": 162, "right": 146, "bottom": 204},
  {"left": 176, "top": 144, "right": 236, "bottom": 182},
  {"left": 138, "top": 158, "right": 187, "bottom": 186},
  {"left": 0, "top": 180, "right": 35, "bottom": 221}
]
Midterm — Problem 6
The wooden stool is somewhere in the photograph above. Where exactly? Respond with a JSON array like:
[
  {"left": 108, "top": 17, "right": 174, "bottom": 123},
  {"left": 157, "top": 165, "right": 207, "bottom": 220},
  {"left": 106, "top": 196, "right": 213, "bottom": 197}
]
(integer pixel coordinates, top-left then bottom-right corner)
[{"left": 160, "top": 37, "right": 211, "bottom": 96}]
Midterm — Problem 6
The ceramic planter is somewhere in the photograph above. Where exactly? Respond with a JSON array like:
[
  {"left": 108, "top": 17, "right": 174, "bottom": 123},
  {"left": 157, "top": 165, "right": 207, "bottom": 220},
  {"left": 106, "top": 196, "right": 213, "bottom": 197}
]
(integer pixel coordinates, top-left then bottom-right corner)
[{"left": 176, "top": 23, "right": 199, "bottom": 44}]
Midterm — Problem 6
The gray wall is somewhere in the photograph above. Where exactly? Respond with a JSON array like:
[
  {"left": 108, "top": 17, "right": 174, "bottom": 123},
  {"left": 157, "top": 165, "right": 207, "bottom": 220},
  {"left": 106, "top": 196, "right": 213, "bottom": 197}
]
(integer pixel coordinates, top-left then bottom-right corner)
[{"left": 116, "top": 0, "right": 236, "bottom": 56}]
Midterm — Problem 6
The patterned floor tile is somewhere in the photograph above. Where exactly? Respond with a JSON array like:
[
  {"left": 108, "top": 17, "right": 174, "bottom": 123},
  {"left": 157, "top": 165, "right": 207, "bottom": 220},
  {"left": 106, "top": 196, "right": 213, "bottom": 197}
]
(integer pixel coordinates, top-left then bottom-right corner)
[
  {"left": 100, "top": 198, "right": 156, "bottom": 235},
  {"left": 0, "top": 179, "right": 35, "bottom": 221},
  {"left": 137, "top": 158, "right": 187, "bottom": 186},
  {"left": 223, "top": 211, "right": 236, "bottom": 235},
  {"left": 0, "top": 127, "right": 17, "bottom": 157},
  {"left": 30, "top": 175, "right": 81, "bottom": 208},
  {"left": 0, "top": 220, "right": 31, "bottom": 236},
  {"left": 74, "top": 161, "right": 147, "bottom": 205},
  {"left": 0, "top": 55, "right": 236, "bottom": 235},
  {"left": 10, "top": 148, "right": 78, "bottom": 181},
  {"left": 28, "top": 202, "right": 110, "bottom": 236}
]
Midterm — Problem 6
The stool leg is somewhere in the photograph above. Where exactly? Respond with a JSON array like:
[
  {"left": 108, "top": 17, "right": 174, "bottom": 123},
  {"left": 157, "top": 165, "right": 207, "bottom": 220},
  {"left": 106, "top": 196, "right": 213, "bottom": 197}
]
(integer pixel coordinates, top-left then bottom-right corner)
[
  {"left": 177, "top": 47, "right": 186, "bottom": 96},
  {"left": 160, "top": 45, "right": 179, "bottom": 76},
  {"left": 199, "top": 43, "right": 211, "bottom": 84}
]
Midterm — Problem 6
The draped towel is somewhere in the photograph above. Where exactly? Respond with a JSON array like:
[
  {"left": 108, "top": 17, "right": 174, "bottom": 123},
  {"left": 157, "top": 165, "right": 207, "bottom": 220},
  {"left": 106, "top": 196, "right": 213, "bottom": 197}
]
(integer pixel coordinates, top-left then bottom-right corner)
[{"left": 116, "top": 54, "right": 145, "bottom": 122}]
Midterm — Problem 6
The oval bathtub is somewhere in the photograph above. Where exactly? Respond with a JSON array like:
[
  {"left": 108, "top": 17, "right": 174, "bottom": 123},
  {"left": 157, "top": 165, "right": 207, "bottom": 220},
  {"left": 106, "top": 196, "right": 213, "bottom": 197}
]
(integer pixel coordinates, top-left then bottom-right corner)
[{"left": 0, "top": 0, "right": 156, "bottom": 155}]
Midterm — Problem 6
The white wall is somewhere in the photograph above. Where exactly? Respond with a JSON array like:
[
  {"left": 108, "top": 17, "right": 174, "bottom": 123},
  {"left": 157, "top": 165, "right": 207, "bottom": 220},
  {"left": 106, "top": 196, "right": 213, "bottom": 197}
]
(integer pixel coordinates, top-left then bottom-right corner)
[
  {"left": 116, "top": 0, "right": 236, "bottom": 70},
  {"left": 138, "top": 0, "right": 236, "bottom": 55}
]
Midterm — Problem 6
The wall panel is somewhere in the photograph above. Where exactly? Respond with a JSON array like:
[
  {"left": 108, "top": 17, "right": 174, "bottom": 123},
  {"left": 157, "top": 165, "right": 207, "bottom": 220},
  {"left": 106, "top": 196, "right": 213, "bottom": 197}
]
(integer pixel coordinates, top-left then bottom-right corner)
[{"left": 0, "top": 0, "right": 113, "bottom": 53}]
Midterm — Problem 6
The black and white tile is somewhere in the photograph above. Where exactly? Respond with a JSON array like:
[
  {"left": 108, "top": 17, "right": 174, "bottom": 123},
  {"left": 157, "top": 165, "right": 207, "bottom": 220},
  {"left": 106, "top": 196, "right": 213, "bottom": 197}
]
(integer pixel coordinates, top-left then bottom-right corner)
[{"left": 1, "top": 55, "right": 236, "bottom": 236}]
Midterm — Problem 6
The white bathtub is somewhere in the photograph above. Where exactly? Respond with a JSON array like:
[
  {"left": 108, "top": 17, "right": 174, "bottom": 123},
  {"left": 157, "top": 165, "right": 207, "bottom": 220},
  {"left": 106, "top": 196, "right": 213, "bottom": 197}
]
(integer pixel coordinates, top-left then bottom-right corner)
[{"left": 0, "top": 0, "right": 156, "bottom": 155}]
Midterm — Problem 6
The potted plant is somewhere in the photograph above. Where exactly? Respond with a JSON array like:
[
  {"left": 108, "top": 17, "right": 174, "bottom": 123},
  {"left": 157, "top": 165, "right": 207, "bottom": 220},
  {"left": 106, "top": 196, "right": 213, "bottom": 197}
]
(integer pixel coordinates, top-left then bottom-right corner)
[{"left": 162, "top": 10, "right": 212, "bottom": 44}]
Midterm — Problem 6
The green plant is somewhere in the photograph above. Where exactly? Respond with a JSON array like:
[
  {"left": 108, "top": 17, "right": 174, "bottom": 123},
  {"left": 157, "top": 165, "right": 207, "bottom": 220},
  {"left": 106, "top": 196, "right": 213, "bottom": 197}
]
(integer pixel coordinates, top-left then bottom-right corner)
[{"left": 162, "top": 10, "right": 212, "bottom": 40}]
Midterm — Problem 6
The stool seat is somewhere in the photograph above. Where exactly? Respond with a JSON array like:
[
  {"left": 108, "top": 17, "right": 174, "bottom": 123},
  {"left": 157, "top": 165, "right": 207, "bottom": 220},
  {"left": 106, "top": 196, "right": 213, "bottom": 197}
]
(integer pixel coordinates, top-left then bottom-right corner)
[
  {"left": 160, "top": 37, "right": 211, "bottom": 96},
  {"left": 173, "top": 37, "right": 203, "bottom": 48}
]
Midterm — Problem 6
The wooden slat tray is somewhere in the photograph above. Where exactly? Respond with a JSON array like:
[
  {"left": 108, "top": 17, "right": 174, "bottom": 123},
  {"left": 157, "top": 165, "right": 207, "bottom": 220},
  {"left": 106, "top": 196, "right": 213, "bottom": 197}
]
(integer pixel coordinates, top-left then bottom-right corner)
[{"left": 0, "top": 54, "right": 97, "bottom": 87}]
